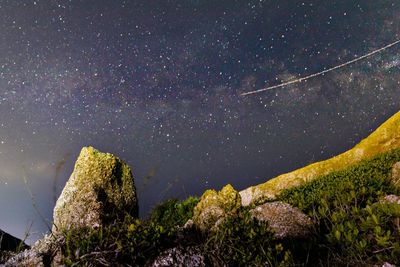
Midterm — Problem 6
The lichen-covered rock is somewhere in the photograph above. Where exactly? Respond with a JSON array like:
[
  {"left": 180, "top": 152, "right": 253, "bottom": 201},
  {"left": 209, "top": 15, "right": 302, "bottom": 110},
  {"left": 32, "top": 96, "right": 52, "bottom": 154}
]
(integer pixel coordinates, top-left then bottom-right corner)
[
  {"left": 250, "top": 201, "right": 314, "bottom": 239},
  {"left": 53, "top": 146, "right": 138, "bottom": 232},
  {"left": 391, "top": 162, "right": 400, "bottom": 189},
  {"left": 147, "top": 246, "right": 205, "bottom": 267},
  {"left": 192, "top": 184, "right": 241, "bottom": 231}
]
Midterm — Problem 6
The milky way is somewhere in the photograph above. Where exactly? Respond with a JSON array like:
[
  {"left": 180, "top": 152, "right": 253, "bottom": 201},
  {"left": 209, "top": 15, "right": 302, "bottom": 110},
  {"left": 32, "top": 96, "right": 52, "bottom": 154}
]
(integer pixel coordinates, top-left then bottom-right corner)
[{"left": 0, "top": 0, "right": 399, "bottom": 243}]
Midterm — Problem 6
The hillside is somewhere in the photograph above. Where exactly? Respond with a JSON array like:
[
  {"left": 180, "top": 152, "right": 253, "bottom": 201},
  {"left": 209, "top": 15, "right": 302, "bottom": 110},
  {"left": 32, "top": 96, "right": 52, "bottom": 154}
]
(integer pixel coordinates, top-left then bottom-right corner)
[{"left": 240, "top": 111, "right": 400, "bottom": 206}]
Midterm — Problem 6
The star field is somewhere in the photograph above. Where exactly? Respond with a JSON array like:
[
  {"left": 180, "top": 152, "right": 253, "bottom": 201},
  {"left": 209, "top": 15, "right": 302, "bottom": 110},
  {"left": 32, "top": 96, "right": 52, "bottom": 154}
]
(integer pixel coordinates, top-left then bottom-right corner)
[{"left": 0, "top": 0, "right": 399, "bottom": 243}]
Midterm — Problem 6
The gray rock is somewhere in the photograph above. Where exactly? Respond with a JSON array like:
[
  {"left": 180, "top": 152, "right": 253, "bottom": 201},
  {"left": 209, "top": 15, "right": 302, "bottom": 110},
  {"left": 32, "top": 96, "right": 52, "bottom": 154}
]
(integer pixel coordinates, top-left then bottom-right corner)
[
  {"left": 53, "top": 146, "right": 138, "bottom": 232},
  {"left": 381, "top": 195, "right": 400, "bottom": 204},
  {"left": 391, "top": 162, "right": 400, "bottom": 189},
  {"left": 148, "top": 246, "right": 205, "bottom": 267},
  {"left": 5, "top": 234, "right": 63, "bottom": 267},
  {"left": 250, "top": 201, "right": 314, "bottom": 239}
]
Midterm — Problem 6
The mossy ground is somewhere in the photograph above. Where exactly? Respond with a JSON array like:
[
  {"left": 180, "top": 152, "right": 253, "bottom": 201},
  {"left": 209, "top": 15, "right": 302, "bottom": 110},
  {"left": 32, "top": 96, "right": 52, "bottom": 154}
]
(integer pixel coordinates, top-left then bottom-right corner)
[
  {"left": 55, "top": 148, "right": 400, "bottom": 266},
  {"left": 241, "top": 111, "right": 400, "bottom": 206}
]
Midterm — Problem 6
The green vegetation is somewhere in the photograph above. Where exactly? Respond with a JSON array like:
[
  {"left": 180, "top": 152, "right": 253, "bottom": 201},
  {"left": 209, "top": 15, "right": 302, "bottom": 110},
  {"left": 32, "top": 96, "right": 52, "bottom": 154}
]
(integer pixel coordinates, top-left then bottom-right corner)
[
  {"left": 7, "top": 148, "right": 400, "bottom": 266},
  {"left": 60, "top": 202, "right": 292, "bottom": 266},
  {"left": 278, "top": 148, "right": 400, "bottom": 266},
  {"left": 60, "top": 197, "right": 200, "bottom": 266},
  {"left": 242, "top": 110, "right": 400, "bottom": 206},
  {"left": 203, "top": 209, "right": 292, "bottom": 266},
  {"left": 57, "top": 149, "right": 400, "bottom": 266}
]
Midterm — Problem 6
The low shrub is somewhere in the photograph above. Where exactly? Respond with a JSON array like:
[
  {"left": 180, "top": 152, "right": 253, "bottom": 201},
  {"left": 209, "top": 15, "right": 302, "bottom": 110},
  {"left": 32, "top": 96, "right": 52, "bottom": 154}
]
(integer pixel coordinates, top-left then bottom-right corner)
[{"left": 279, "top": 148, "right": 400, "bottom": 265}]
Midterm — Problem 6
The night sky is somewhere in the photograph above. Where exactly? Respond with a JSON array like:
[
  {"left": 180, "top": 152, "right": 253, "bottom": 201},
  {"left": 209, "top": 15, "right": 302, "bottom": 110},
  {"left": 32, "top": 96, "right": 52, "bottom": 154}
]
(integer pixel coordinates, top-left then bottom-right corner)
[{"left": 0, "top": 0, "right": 399, "bottom": 243}]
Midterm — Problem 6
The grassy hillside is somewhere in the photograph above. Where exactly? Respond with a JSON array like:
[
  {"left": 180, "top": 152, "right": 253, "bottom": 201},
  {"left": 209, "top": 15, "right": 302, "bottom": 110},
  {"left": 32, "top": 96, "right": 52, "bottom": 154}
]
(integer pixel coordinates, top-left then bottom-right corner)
[{"left": 240, "top": 111, "right": 400, "bottom": 206}]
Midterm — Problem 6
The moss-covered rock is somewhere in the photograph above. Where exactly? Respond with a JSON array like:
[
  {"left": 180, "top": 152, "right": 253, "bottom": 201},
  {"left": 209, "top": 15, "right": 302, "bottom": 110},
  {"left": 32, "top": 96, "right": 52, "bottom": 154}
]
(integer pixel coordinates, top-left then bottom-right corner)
[
  {"left": 250, "top": 202, "right": 313, "bottom": 239},
  {"left": 192, "top": 184, "right": 241, "bottom": 231},
  {"left": 240, "top": 110, "right": 400, "bottom": 206},
  {"left": 52, "top": 147, "right": 138, "bottom": 232}
]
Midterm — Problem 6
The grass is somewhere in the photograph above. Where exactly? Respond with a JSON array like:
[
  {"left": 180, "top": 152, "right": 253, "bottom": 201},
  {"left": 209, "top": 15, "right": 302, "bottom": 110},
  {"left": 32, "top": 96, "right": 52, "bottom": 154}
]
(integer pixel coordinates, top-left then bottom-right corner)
[
  {"left": 34, "top": 148, "right": 400, "bottom": 266},
  {"left": 278, "top": 148, "right": 400, "bottom": 266},
  {"left": 4, "top": 144, "right": 400, "bottom": 266},
  {"left": 59, "top": 197, "right": 200, "bottom": 266}
]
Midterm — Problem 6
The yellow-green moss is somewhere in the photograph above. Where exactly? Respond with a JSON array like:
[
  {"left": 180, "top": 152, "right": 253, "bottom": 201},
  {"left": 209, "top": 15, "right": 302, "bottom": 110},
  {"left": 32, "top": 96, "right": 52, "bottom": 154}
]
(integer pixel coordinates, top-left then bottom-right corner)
[
  {"left": 240, "top": 111, "right": 400, "bottom": 206},
  {"left": 193, "top": 184, "right": 241, "bottom": 231}
]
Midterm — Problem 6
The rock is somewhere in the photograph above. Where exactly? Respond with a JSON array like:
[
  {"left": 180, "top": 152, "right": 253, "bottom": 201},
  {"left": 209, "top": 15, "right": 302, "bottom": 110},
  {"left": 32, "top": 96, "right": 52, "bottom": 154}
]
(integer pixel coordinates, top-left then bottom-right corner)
[
  {"left": 0, "top": 230, "right": 28, "bottom": 254},
  {"left": 381, "top": 194, "right": 400, "bottom": 204},
  {"left": 183, "top": 219, "right": 194, "bottom": 229},
  {"left": 192, "top": 184, "right": 241, "bottom": 231},
  {"left": 391, "top": 162, "right": 400, "bottom": 189},
  {"left": 250, "top": 201, "right": 314, "bottom": 239},
  {"left": 53, "top": 146, "right": 138, "bottom": 232},
  {"left": 147, "top": 246, "right": 206, "bottom": 267},
  {"left": 5, "top": 234, "right": 63, "bottom": 267}
]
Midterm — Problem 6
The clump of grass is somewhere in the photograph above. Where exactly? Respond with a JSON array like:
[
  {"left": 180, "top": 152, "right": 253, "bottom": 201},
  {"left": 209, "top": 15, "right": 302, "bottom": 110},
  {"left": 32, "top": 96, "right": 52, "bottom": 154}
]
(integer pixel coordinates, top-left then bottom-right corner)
[
  {"left": 203, "top": 208, "right": 293, "bottom": 266},
  {"left": 149, "top": 196, "right": 199, "bottom": 229}
]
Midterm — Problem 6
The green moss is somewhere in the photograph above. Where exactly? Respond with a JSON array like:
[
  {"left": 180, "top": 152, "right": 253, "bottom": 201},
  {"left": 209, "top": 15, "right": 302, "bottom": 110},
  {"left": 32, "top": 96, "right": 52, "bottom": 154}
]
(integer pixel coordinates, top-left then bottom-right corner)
[
  {"left": 149, "top": 197, "right": 199, "bottom": 230},
  {"left": 53, "top": 147, "right": 138, "bottom": 231},
  {"left": 241, "top": 111, "right": 400, "bottom": 206}
]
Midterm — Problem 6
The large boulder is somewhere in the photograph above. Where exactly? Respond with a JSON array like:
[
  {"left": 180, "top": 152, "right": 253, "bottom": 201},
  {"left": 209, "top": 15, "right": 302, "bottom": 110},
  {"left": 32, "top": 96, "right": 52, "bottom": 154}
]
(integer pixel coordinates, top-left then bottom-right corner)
[
  {"left": 250, "top": 201, "right": 314, "bottom": 239},
  {"left": 192, "top": 184, "right": 241, "bottom": 231},
  {"left": 390, "top": 162, "right": 400, "bottom": 189},
  {"left": 52, "top": 146, "right": 138, "bottom": 232}
]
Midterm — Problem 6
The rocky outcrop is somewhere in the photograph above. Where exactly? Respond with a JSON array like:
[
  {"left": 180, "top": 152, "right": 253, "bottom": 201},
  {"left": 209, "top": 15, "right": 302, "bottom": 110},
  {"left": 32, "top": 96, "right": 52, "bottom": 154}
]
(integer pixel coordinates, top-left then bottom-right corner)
[
  {"left": 391, "top": 162, "right": 400, "bottom": 189},
  {"left": 6, "top": 147, "right": 138, "bottom": 266},
  {"left": 53, "top": 146, "right": 138, "bottom": 232},
  {"left": 250, "top": 202, "right": 314, "bottom": 239},
  {"left": 192, "top": 184, "right": 241, "bottom": 231},
  {"left": 240, "top": 111, "right": 400, "bottom": 207},
  {"left": 147, "top": 246, "right": 206, "bottom": 267}
]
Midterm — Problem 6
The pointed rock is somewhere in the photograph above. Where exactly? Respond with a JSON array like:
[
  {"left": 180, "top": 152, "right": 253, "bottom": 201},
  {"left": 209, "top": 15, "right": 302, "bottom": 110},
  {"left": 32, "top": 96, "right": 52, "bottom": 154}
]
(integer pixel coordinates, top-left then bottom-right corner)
[{"left": 52, "top": 147, "right": 138, "bottom": 232}]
